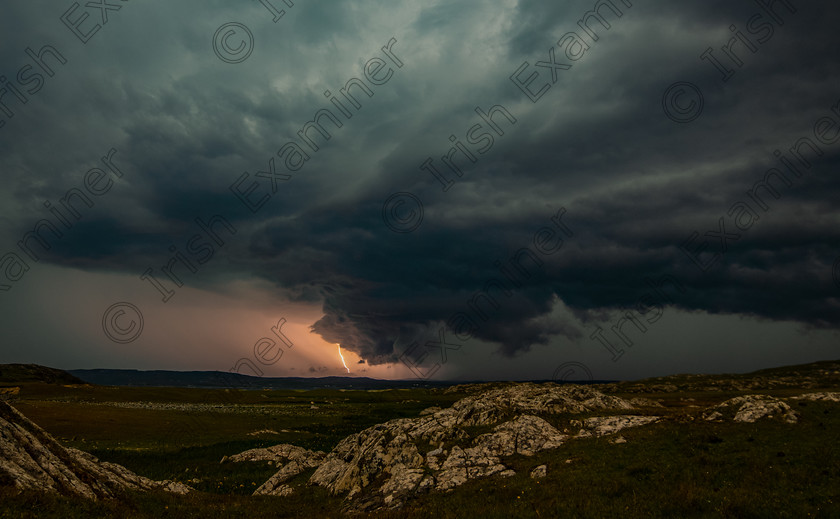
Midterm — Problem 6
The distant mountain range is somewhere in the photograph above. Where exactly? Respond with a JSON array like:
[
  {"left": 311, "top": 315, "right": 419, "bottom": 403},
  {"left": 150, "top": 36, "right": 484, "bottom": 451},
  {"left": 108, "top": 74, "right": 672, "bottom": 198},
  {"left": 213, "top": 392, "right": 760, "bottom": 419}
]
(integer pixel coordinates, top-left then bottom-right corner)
[
  {"left": 2, "top": 361, "right": 837, "bottom": 390},
  {"left": 66, "top": 369, "right": 458, "bottom": 390},
  {"left": 0, "top": 364, "right": 605, "bottom": 390}
]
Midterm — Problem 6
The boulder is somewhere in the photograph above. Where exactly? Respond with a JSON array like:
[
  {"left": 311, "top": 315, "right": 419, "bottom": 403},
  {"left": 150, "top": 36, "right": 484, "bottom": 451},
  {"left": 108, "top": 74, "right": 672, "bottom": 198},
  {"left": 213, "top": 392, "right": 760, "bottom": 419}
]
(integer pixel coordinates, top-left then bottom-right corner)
[{"left": 530, "top": 465, "right": 547, "bottom": 479}]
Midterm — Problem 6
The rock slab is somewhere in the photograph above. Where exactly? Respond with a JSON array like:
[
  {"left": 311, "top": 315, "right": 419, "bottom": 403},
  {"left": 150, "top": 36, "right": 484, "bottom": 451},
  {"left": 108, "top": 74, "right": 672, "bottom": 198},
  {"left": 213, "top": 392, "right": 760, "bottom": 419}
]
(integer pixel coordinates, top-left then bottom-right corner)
[{"left": 0, "top": 402, "right": 190, "bottom": 499}]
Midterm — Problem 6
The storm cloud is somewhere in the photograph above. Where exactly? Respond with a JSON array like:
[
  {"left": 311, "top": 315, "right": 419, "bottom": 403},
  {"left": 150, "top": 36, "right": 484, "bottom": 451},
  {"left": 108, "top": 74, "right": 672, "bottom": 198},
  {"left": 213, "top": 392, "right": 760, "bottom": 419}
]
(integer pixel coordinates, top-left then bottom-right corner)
[{"left": 1, "top": 0, "right": 838, "bottom": 379}]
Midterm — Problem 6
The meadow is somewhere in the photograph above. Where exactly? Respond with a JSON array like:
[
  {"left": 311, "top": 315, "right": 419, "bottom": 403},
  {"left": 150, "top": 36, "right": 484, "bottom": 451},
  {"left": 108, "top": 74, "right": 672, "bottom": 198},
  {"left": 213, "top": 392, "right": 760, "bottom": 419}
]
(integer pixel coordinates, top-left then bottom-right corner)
[{"left": 1, "top": 364, "right": 839, "bottom": 518}]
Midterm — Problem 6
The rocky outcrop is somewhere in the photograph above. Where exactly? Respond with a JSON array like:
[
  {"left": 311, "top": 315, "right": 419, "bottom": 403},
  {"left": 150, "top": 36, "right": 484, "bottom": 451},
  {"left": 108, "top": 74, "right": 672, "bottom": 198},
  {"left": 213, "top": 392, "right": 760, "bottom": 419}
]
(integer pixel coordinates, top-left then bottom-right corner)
[
  {"left": 703, "top": 395, "right": 798, "bottom": 423},
  {"left": 599, "top": 361, "right": 840, "bottom": 394},
  {"left": 305, "top": 414, "right": 565, "bottom": 506},
  {"left": 308, "top": 420, "right": 426, "bottom": 498},
  {"left": 574, "top": 415, "right": 661, "bottom": 438},
  {"left": 418, "top": 407, "right": 441, "bottom": 416},
  {"left": 222, "top": 443, "right": 325, "bottom": 466},
  {"left": 248, "top": 383, "right": 840, "bottom": 509},
  {"left": 790, "top": 392, "right": 840, "bottom": 402},
  {"left": 247, "top": 383, "right": 638, "bottom": 510},
  {"left": 255, "top": 460, "right": 310, "bottom": 496},
  {"left": 702, "top": 392, "right": 840, "bottom": 423},
  {"left": 225, "top": 444, "right": 326, "bottom": 496},
  {"left": 246, "top": 381, "right": 840, "bottom": 510},
  {"left": 0, "top": 401, "right": 190, "bottom": 499},
  {"left": 427, "top": 415, "right": 567, "bottom": 494},
  {"left": 471, "top": 415, "right": 567, "bottom": 457}
]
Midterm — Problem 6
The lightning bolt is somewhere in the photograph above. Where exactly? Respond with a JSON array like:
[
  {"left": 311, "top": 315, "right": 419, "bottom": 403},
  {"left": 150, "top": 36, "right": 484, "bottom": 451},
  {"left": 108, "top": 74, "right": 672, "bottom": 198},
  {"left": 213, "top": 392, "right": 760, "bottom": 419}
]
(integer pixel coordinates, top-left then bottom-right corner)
[{"left": 337, "top": 343, "right": 350, "bottom": 374}]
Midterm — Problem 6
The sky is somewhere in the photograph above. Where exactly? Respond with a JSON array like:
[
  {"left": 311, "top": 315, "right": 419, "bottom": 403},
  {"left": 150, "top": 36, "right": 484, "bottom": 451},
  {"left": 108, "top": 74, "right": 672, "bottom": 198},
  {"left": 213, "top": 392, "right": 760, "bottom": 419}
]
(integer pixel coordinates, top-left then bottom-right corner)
[{"left": 0, "top": 0, "right": 838, "bottom": 382}]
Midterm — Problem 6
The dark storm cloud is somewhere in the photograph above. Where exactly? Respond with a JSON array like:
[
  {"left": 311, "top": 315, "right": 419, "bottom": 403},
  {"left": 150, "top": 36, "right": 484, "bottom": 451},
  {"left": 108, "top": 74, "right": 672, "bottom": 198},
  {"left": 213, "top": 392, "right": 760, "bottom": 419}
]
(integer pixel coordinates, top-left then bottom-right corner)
[{"left": 2, "top": 0, "right": 839, "bottom": 369}]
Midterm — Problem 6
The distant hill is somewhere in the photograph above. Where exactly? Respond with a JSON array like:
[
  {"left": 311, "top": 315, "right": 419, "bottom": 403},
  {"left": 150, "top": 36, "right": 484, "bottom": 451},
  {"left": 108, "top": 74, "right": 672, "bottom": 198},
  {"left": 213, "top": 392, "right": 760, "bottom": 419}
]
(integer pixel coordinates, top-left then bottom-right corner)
[
  {"left": 67, "top": 369, "right": 457, "bottom": 390},
  {"left": 750, "top": 359, "right": 840, "bottom": 378},
  {"left": 0, "top": 364, "right": 86, "bottom": 385},
  {"left": 600, "top": 359, "right": 840, "bottom": 393}
]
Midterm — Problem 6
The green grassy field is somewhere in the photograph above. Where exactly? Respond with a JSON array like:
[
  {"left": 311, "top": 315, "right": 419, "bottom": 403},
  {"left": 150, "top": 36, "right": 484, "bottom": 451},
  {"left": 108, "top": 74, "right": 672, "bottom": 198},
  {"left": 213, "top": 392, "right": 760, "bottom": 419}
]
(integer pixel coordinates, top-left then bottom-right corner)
[{"left": 1, "top": 375, "right": 839, "bottom": 518}]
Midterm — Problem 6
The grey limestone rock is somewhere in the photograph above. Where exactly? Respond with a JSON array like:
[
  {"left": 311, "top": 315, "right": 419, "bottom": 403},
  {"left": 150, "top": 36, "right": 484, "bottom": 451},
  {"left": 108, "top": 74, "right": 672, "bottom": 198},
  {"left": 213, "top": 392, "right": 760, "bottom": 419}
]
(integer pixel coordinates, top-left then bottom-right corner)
[{"left": 0, "top": 402, "right": 191, "bottom": 499}]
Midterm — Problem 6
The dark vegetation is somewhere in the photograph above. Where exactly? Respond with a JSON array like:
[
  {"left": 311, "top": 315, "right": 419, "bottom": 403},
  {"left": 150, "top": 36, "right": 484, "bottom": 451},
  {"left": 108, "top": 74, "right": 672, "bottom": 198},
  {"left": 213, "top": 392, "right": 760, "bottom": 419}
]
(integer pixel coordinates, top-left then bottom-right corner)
[{"left": 1, "top": 361, "right": 839, "bottom": 518}]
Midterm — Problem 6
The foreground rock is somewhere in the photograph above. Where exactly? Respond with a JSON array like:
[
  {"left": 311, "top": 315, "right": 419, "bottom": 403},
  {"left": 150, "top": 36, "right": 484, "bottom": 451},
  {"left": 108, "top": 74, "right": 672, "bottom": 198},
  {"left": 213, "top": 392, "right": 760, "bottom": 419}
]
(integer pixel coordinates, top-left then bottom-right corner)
[
  {"left": 247, "top": 384, "right": 840, "bottom": 511},
  {"left": 223, "top": 444, "right": 325, "bottom": 496},
  {"left": 703, "top": 395, "right": 798, "bottom": 423},
  {"left": 0, "top": 402, "right": 190, "bottom": 499},
  {"left": 250, "top": 383, "right": 638, "bottom": 510}
]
